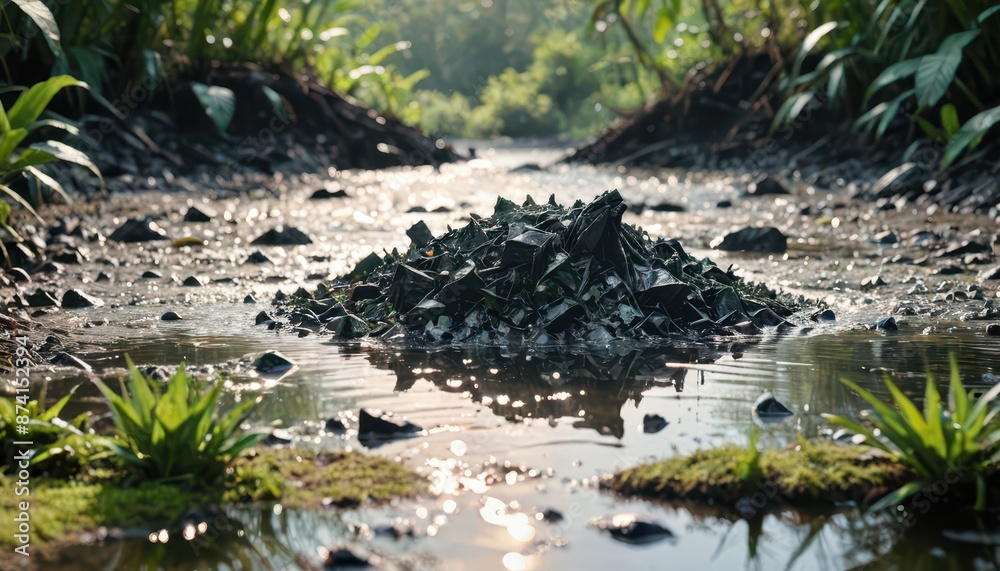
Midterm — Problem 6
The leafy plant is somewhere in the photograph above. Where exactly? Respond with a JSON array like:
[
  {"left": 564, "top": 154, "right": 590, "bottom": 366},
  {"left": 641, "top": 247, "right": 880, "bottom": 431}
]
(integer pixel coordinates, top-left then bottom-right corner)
[
  {"left": 0, "top": 387, "right": 113, "bottom": 476},
  {"left": 823, "top": 357, "right": 1000, "bottom": 512},
  {"left": 94, "top": 357, "right": 266, "bottom": 487}
]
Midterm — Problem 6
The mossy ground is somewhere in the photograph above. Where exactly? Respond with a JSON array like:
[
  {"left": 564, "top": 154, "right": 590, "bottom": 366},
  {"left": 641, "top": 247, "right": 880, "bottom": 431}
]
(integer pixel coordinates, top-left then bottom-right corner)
[
  {"left": 606, "top": 442, "right": 913, "bottom": 508},
  {"left": 0, "top": 447, "right": 422, "bottom": 550}
]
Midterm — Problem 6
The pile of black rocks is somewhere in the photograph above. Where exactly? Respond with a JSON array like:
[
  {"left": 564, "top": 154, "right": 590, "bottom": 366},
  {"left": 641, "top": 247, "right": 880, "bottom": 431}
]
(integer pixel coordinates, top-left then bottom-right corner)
[{"left": 269, "top": 190, "right": 800, "bottom": 344}]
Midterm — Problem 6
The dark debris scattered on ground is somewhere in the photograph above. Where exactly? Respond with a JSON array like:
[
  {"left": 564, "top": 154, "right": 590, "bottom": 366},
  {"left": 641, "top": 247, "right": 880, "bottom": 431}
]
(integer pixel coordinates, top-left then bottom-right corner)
[{"left": 270, "top": 190, "right": 803, "bottom": 345}]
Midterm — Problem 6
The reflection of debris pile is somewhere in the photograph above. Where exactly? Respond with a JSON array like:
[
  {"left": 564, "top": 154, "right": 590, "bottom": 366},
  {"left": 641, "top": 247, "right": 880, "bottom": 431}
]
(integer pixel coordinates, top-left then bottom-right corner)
[
  {"left": 364, "top": 345, "right": 737, "bottom": 438},
  {"left": 272, "top": 190, "right": 799, "bottom": 344}
]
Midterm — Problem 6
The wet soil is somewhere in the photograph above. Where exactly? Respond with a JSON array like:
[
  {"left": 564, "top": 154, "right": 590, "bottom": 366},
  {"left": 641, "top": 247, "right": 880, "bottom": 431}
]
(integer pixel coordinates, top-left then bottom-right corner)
[{"left": 1, "top": 142, "right": 999, "bottom": 570}]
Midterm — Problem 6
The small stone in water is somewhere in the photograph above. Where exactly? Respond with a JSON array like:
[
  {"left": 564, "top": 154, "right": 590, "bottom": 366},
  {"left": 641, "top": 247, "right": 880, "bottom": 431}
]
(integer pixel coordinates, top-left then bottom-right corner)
[
  {"left": 183, "top": 206, "right": 215, "bottom": 222},
  {"left": 642, "top": 414, "right": 669, "bottom": 433},
  {"left": 244, "top": 251, "right": 271, "bottom": 264},
  {"left": 754, "top": 392, "right": 794, "bottom": 418},
  {"left": 988, "top": 324, "right": 1000, "bottom": 336},
  {"left": 590, "top": 513, "right": 675, "bottom": 545},
  {"left": 141, "top": 270, "right": 162, "bottom": 279},
  {"left": 243, "top": 295, "right": 257, "bottom": 304},
  {"left": 876, "top": 316, "right": 898, "bottom": 331},
  {"left": 62, "top": 289, "right": 104, "bottom": 308},
  {"left": 182, "top": 276, "right": 204, "bottom": 287},
  {"left": 861, "top": 275, "right": 886, "bottom": 291},
  {"left": 253, "top": 350, "right": 295, "bottom": 373},
  {"left": 161, "top": 311, "right": 183, "bottom": 321},
  {"left": 357, "top": 408, "right": 422, "bottom": 441}
]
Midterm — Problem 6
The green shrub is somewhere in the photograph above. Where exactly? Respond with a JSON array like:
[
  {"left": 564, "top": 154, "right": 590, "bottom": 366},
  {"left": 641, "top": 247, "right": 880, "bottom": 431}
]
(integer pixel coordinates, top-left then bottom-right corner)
[
  {"left": 823, "top": 357, "right": 1000, "bottom": 511},
  {"left": 0, "top": 388, "right": 113, "bottom": 477},
  {"left": 95, "top": 357, "right": 266, "bottom": 487}
]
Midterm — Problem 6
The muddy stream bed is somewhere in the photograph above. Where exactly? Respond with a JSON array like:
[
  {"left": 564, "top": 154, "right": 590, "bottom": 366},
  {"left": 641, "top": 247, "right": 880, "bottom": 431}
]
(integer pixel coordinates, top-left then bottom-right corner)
[{"left": 12, "top": 142, "right": 1000, "bottom": 570}]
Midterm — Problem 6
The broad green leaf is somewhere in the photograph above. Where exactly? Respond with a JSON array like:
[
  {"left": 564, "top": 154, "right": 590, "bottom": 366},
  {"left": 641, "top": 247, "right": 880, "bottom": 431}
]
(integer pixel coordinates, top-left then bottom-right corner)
[
  {"left": 0, "top": 127, "right": 29, "bottom": 165},
  {"left": 793, "top": 21, "right": 840, "bottom": 79},
  {"left": 942, "top": 105, "right": 1000, "bottom": 167},
  {"left": 876, "top": 89, "right": 915, "bottom": 139},
  {"left": 190, "top": 83, "right": 236, "bottom": 134},
  {"left": 0, "top": 183, "right": 42, "bottom": 223},
  {"left": 21, "top": 141, "right": 103, "bottom": 185},
  {"left": 261, "top": 86, "right": 286, "bottom": 121},
  {"left": 915, "top": 52, "right": 961, "bottom": 108},
  {"left": 10, "top": 0, "right": 61, "bottom": 57},
  {"left": 979, "top": 5, "right": 1000, "bottom": 24},
  {"left": 0, "top": 199, "right": 10, "bottom": 227},
  {"left": 940, "top": 104, "right": 960, "bottom": 138},
  {"left": 773, "top": 92, "right": 815, "bottom": 130},
  {"left": 937, "top": 30, "right": 980, "bottom": 54},
  {"left": 24, "top": 166, "right": 71, "bottom": 204},
  {"left": 6, "top": 76, "right": 86, "bottom": 130},
  {"left": 653, "top": 3, "right": 674, "bottom": 43},
  {"left": 866, "top": 59, "right": 920, "bottom": 102},
  {"left": 867, "top": 481, "right": 924, "bottom": 514}
]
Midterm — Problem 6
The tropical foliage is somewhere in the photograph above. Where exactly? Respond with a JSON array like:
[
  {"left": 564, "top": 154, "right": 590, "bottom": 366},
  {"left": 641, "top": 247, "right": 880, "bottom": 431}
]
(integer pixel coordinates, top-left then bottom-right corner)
[
  {"left": 94, "top": 358, "right": 265, "bottom": 486},
  {"left": 824, "top": 358, "right": 1000, "bottom": 511}
]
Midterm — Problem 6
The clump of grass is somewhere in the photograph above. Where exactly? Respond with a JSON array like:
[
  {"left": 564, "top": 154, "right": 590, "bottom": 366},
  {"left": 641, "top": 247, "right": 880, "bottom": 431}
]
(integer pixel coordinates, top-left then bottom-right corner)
[
  {"left": 0, "top": 388, "right": 114, "bottom": 477},
  {"left": 824, "top": 356, "right": 1000, "bottom": 511},
  {"left": 0, "top": 447, "right": 423, "bottom": 550},
  {"left": 94, "top": 357, "right": 266, "bottom": 487},
  {"left": 606, "top": 441, "right": 910, "bottom": 508}
]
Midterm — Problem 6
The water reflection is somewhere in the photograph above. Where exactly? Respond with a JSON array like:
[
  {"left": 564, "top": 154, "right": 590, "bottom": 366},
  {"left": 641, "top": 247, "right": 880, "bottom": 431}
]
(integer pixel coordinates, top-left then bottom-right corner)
[{"left": 360, "top": 343, "right": 742, "bottom": 438}]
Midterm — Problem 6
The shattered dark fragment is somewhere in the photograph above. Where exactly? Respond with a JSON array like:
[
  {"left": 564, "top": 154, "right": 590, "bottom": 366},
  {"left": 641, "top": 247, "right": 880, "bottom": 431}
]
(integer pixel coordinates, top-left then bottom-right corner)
[{"left": 268, "top": 190, "right": 800, "bottom": 344}]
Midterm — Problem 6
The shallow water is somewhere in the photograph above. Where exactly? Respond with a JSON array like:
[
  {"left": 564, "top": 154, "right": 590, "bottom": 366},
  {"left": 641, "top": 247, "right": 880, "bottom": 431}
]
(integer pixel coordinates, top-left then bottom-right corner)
[{"left": 22, "top": 142, "right": 1000, "bottom": 570}]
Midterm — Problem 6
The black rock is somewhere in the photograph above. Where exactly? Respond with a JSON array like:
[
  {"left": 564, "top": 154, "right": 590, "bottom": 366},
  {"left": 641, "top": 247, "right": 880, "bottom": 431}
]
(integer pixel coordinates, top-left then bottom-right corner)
[
  {"left": 357, "top": 408, "right": 422, "bottom": 440},
  {"left": 861, "top": 275, "right": 886, "bottom": 291},
  {"left": 872, "top": 231, "right": 899, "bottom": 244},
  {"left": 591, "top": 514, "right": 675, "bottom": 545},
  {"left": 310, "top": 188, "right": 348, "bottom": 199},
  {"left": 244, "top": 251, "right": 271, "bottom": 264},
  {"left": 324, "top": 417, "right": 348, "bottom": 434},
  {"left": 326, "top": 315, "right": 371, "bottom": 338},
  {"left": 23, "top": 290, "right": 60, "bottom": 307},
  {"left": 95, "top": 271, "right": 112, "bottom": 283},
  {"left": 979, "top": 265, "right": 1000, "bottom": 281},
  {"left": 52, "top": 248, "right": 83, "bottom": 264},
  {"left": 987, "top": 324, "right": 1000, "bottom": 336},
  {"left": 244, "top": 295, "right": 257, "bottom": 304},
  {"left": 540, "top": 508, "right": 564, "bottom": 523},
  {"left": 183, "top": 206, "right": 215, "bottom": 222},
  {"left": 263, "top": 428, "right": 293, "bottom": 446},
  {"left": 648, "top": 202, "right": 686, "bottom": 212},
  {"left": 754, "top": 392, "right": 794, "bottom": 417},
  {"left": 746, "top": 175, "right": 789, "bottom": 196},
  {"left": 324, "top": 547, "right": 372, "bottom": 569},
  {"left": 108, "top": 218, "right": 168, "bottom": 242},
  {"left": 350, "top": 284, "right": 381, "bottom": 302},
  {"left": 161, "top": 311, "right": 183, "bottom": 321},
  {"left": 253, "top": 350, "right": 296, "bottom": 374},
  {"left": 345, "top": 252, "right": 384, "bottom": 281},
  {"left": 717, "top": 227, "right": 787, "bottom": 253},
  {"left": 49, "top": 352, "right": 92, "bottom": 371},
  {"left": 406, "top": 221, "right": 434, "bottom": 247},
  {"left": 141, "top": 270, "right": 162, "bottom": 279},
  {"left": 810, "top": 309, "right": 836, "bottom": 321},
  {"left": 182, "top": 276, "right": 204, "bottom": 287},
  {"left": 8, "top": 268, "right": 30, "bottom": 283},
  {"left": 936, "top": 241, "right": 990, "bottom": 258},
  {"left": 251, "top": 226, "right": 312, "bottom": 246},
  {"left": 62, "top": 289, "right": 104, "bottom": 308},
  {"left": 407, "top": 206, "right": 428, "bottom": 213},
  {"left": 642, "top": 414, "right": 669, "bottom": 433},
  {"left": 876, "top": 316, "right": 898, "bottom": 331},
  {"left": 716, "top": 200, "right": 733, "bottom": 208}
]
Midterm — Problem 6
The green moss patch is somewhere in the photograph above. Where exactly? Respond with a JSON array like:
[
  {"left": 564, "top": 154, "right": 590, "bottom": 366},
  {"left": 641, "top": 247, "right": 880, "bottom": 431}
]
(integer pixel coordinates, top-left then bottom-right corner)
[
  {"left": 0, "top": 448, "right": 422, "bottom": 550},
  {"left": 606, "top": 442, "right": 913, "bottom": 509}
]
